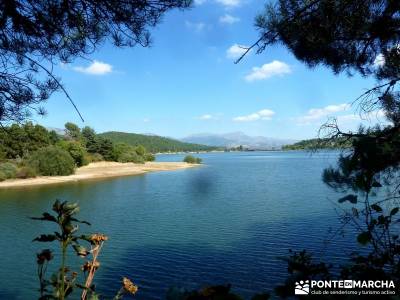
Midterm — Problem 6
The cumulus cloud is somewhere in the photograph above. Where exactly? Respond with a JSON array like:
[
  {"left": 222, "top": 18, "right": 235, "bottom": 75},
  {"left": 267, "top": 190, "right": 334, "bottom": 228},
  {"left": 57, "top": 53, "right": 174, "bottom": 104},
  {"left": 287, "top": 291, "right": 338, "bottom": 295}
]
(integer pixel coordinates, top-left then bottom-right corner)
[
  {"left": 245, "top": 61, "right": 291, "bottom": 82},
  {"left": 185, "top": 21, "right": 206, "bottom": 32},
  {"left": 233, "top": 109, "right": 275, "bottom": 122},
  {"left": 226, "top": 44, "right": 249, "bottom": 59},
  {"left": 219, "top": 14, "right": 240, "bottom": 24},
  {"left": 297, "top": 103, "right": 350, "bottom": 124},
  {"left": 73, "top": 60, "right": 113, "bottom": 75}
]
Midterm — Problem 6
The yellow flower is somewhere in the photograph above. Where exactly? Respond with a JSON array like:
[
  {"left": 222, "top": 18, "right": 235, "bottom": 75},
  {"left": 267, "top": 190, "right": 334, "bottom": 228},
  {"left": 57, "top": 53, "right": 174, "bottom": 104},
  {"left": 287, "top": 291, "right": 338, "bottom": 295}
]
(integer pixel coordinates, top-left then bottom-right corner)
[
  {"left": 122, "top": 277, "right": 138, "bottom": 295},
  {"left": 89, "top": 233, "right": 108, "bottom": 244}
]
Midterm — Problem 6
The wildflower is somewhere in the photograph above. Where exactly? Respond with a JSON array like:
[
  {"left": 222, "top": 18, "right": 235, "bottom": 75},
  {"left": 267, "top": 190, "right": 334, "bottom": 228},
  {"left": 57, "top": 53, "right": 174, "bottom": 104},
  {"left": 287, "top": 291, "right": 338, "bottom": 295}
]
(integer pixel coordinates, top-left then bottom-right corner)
[
  {"left": 89, "top": 233, "right": 108, "bottom": 244},
  {"left": 122, "top": 277, "right": 138, "bottom": 295},
  {"left": 82, "top": 261, "right": 100, "bottom": 272}
]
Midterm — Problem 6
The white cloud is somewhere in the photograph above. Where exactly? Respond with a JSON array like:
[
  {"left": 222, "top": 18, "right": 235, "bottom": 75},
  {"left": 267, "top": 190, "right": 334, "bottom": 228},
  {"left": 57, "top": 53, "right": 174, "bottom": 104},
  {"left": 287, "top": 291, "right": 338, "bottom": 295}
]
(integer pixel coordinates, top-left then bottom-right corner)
[
  {"left": 216, "top": 0, "right": 241, "bottom": 7},
  {"left": 185, "top": 21, "right": 206, "bottom": 32},
  {"left": 198, "top": 114, "right": 213, "bottom": 120},
  {"left": 245, "top": 61, "right": 291, "bottom": 82},
  {"left": 143, "top": 118, "right": 150, "bottom": 123},
  {"left": 73, "top": 60, "right": 113, "bottom": 75},
  {"left": 374, "top": 53, "right": 385, "bottom": 68},
  {"left": 194, "top": 0, "right": 207, "bottom": 5},
  {"left": 297, "top": 103, "right": 350, "bottom": 124},
  {"left": 219, "top": 14, "right": 240, "bottom": 24},
  {"left": 226, "top": 44, "right": 249, "bottom": 59},
  {"left": 233, "top": 109, "right": 275, "bottom": 122}
]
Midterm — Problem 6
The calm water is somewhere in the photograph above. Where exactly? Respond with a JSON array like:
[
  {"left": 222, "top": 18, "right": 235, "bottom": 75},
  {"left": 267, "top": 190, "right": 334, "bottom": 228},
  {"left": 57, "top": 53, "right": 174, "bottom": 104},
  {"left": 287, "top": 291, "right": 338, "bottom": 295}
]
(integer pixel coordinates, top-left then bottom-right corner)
[{"left": 0, "top": 151, "right": 359, "bottom": 299}]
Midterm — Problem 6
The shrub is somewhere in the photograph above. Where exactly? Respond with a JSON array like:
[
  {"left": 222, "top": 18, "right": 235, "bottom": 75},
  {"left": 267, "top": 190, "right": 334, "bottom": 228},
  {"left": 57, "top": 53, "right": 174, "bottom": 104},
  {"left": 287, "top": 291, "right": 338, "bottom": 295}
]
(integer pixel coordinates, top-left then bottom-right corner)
[
  {"left": 28, "top": 146, "right": 75, "bottom": 176},
  {"left": 183, "top": 155, "right": 202, "bottom": 164},
  {"left": 144, "top": 153, "right": 155, "bottom": 161},
  {"left": 0, "top": 171, "right": 6, "bottom": 182},
  {"left": 135, "top": 145, "right": 146, "bottom": 156},
  {"left": 58, "top": 141, "right": 89, "bottom": 167},
  {"left": 87, "top": 153, "right": 103, "bottom": 162},
  {"left": 118, "top": 152, "right": 144, "bottom": 163},
  {"left": 0, "top": 162, "right": 18, "bottom": 178},
  {"left": 16, "top": 166, "right": 37, "bottom": 179}
]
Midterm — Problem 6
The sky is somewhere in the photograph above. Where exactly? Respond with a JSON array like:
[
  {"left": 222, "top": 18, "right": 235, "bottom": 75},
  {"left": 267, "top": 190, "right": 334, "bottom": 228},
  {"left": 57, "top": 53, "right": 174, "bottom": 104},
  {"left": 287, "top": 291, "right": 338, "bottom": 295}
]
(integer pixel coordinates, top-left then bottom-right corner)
[{"left": 38, "top": 0, "right": 387, "bottom": 140}]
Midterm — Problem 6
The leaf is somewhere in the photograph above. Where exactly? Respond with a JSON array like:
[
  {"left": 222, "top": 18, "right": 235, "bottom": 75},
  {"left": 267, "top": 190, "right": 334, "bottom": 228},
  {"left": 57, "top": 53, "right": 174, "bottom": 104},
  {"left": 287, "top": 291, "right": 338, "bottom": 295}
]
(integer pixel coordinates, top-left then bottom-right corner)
[
  {"left": 31, "top": 212, "right": 57, "bottom": 223},
  {"left": 390, "top": 207, "right": 399, "bottom": 216},
  {"left": 33, "top": 234, "right": 57, "bottom": 242},
  {"left": 371, "top": 204, "right": 382, "bottom": 212},
  {"left": 357, "top": 232, "right": 371, "bottom": 245},
  {"left": 72, "top": 244, "right": 89, "bottom": 257},
  {"left": 338, "top": 194, "right": 357, "bottom": 204}
]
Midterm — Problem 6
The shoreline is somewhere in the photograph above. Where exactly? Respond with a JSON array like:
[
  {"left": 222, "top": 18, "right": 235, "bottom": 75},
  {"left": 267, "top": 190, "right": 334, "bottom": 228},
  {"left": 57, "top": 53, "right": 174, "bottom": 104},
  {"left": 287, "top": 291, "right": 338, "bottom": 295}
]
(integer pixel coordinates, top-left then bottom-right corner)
[{"left": 0, "top": 161, "right": 198, "bottom": 188}]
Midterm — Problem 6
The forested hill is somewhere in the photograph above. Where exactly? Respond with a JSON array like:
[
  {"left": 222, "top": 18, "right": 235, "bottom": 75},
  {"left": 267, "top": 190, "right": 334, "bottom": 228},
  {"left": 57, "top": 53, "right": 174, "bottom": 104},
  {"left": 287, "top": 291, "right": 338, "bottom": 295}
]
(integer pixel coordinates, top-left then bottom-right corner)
[
  {"left": 98, "top": 131, "right": 219, "bottom": 153},
  {"left": 282, "top": 137, "right": 352, "bottom": 150}
]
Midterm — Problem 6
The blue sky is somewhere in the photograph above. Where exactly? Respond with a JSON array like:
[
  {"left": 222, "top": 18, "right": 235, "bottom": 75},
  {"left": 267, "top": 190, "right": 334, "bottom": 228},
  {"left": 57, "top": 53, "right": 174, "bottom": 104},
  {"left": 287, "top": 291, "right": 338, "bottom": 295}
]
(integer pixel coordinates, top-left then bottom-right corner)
[{"left": 39, "top": 0, "right": 386, "bottom": 140}]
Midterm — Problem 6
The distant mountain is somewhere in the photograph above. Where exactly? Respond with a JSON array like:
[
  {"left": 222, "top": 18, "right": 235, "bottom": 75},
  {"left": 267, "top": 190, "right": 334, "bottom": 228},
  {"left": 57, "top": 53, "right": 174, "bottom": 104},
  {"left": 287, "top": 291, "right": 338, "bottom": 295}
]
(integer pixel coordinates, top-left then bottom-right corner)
[
  {"left": 99, "top": 131, "right": 219, "bottom": 153},
  {"left": 181, "top": 132, "right": 297, "bottom": 150},
  {"left": 46, "top": 127, "right": 66, "bottom": 136}
]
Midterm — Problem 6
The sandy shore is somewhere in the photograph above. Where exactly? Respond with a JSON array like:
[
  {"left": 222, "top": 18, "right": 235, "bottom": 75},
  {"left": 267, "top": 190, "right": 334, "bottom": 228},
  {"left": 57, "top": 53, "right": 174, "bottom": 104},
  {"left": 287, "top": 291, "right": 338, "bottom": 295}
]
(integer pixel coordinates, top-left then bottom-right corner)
[{"left": 0, "top": 161, "right": 198, "bottom": 188}]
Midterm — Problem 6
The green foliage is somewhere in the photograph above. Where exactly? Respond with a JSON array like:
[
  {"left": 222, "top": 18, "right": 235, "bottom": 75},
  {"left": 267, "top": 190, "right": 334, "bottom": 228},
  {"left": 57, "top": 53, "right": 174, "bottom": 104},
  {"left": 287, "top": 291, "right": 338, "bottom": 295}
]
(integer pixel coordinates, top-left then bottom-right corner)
[
  {"left": 65, "top": 122, "right": 82, "bottom": 141},
  {"left": 118, "top": 152, "right": 144, "bottom": 163},
  {"left": 144, "top": 153, "right": 156, "bottom": 162},
  {"left": 49, "top": 130, "right": 61, "bottom": 144},
  {"left": 0, "top": 171, "right": 6, "bottom": 182},
  {"left": 58, "top": 141, "right": 89, "bottom": 167},
  {"left": 0, "top": 122, "right": 52, "bottom": 158},
  {"left": 16, "top": 166, "right": 37, "bottom": 179},
  {"left": 0, "top": 162, "right": 17, "bottom": 179},
  {"left": 99, "top": 131, "right": 217, "bottom": 153},
  {"left": 28, "top": 146, "right": 75, "bottom": 176},
  {"left": 183, "top": 155, "right": 202, "bottom": 164},
  {"left": 82, "top": 126, "right": 100, "bottom": 153},
  {"left": 97, "top": 138, "right": 116, "bottom": 161},
  {"left": 135, "top": 145, "right": 146, "bottom": 156},
  {"left": 283, "top": 137, "right": 352, "bottom": 150}
]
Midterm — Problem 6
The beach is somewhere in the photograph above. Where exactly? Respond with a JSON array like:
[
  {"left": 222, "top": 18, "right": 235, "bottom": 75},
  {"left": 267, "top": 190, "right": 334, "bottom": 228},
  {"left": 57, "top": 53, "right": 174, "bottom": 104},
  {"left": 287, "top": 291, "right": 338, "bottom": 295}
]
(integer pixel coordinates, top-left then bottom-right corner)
[{"left": 0, "top": 161, "right": 198, "bottom": 188}]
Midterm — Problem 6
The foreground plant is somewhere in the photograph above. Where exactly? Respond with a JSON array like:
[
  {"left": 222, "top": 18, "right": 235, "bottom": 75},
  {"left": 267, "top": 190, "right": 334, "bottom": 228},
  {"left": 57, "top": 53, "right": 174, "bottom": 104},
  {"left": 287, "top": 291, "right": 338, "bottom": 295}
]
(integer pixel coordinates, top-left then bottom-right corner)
[{"left": 32, "top": 200, "right": 138, "bottom": 300}]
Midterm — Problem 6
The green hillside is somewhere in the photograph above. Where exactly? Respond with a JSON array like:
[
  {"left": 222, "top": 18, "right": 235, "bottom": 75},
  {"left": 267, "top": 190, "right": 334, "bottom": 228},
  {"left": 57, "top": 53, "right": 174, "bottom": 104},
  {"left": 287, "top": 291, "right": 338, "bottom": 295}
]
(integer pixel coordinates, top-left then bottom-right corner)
[
  {"left": 283, "top": 137, "right": 353, "bottom": 150},
  {"left": 99, "top": 131, "right": 218, "bottom": 153}
]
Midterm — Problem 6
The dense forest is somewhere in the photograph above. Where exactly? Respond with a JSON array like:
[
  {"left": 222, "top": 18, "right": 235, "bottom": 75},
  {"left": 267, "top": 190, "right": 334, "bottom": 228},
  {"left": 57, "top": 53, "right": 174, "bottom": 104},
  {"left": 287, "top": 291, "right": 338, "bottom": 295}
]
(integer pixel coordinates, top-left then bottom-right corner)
[
  {"left": 99, "top": 131, "right": 219, "bottom": 153},
  {"left": 282, "top": 137, "right": 352, "bottom": 150}
]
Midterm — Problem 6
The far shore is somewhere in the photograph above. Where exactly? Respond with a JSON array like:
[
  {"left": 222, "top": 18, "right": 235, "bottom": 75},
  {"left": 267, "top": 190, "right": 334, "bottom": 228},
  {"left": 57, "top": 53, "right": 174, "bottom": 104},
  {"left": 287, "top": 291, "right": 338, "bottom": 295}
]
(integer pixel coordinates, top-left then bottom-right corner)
[{"left": 0, "top": 161, "right": 199, "bottom": 188}]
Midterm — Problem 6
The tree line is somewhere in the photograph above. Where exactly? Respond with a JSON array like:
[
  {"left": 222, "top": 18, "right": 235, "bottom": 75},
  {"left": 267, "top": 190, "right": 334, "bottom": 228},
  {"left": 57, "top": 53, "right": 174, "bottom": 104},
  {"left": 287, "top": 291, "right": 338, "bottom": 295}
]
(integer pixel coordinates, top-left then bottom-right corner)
[{"left": 0, "top": 122, "right": 155, "bottom": 180}]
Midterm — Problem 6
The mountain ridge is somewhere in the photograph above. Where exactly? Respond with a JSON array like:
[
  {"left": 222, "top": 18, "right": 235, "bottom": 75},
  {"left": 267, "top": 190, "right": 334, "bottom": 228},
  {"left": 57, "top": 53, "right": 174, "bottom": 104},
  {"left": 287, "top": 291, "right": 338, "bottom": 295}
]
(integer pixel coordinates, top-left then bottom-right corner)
[{"left": 181, "top": 132, "right": 297, "bottom": 150}]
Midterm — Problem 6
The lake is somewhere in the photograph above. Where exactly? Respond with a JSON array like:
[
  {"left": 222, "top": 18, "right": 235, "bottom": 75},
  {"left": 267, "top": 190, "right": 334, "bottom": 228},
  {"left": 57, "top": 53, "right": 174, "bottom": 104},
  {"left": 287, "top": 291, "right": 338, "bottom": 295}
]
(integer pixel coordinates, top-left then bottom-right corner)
[{"left": 0, "top": 151, "right": 358, "bottom": 299}]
